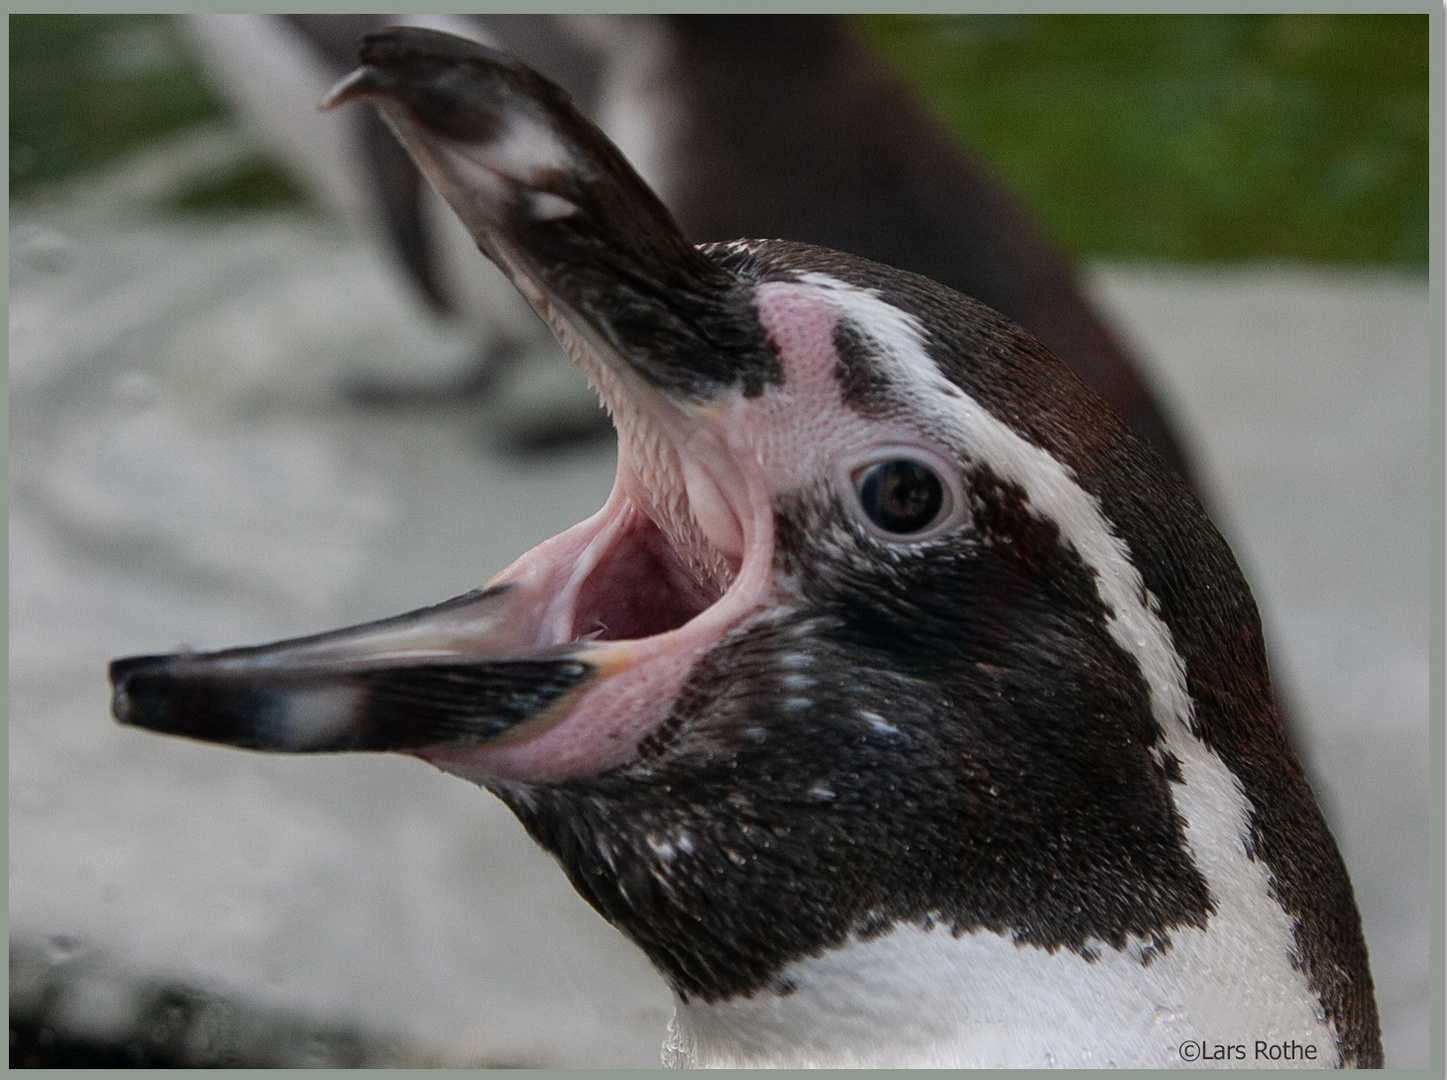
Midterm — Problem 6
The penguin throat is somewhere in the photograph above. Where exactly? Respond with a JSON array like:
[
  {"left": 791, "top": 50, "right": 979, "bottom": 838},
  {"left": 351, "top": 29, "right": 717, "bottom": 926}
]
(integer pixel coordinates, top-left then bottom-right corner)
[
  {"left": 543, "top": 304, "right": 748, "bottom": 599},
  {"left": 567, "top": 498, "right": 721, "bottom": 643}
]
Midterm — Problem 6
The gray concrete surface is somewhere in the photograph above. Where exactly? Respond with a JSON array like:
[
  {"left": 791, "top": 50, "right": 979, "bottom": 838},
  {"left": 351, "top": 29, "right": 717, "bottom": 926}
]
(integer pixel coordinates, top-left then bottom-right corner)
[{"left": 9, "top": 134, "right": 1431, "bottom": 1066}]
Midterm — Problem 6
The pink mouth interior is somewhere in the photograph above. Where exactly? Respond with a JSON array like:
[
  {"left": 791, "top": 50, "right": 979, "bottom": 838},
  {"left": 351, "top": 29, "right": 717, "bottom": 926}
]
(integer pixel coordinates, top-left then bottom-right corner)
[
  {"left": 416, "top": 466, "right": 771, "bottom": 781},
  {"left": 568, "top": 508, "right": 719, "bottom": 643}
]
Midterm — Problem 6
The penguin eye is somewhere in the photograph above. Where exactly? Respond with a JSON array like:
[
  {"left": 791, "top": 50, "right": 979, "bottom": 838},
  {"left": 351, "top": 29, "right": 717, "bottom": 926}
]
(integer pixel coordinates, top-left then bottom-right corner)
[{"left": 855, "top": 459, "right": 946, "bottom": 535}]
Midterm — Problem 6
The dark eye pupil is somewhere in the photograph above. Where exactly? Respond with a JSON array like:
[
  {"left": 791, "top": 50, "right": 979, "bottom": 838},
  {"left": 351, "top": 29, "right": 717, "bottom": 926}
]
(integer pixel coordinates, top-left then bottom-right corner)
[{"left": 857, "top": 460, "right": 944, "bottom": 534}]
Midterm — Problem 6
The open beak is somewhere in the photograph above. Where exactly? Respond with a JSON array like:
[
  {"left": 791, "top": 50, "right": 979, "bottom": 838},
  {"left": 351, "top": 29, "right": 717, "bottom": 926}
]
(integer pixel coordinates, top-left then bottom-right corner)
[{"left": 109, "top": 27, "right": 778, "bottom": 780}]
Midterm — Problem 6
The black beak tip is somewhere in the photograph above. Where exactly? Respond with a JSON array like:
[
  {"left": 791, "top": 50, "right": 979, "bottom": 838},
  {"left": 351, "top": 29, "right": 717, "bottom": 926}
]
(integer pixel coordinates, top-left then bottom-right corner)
[
  {"left": 106, "top": 654, "right": 269, "bottom": 749},
  {"left": 340, "top": 24, "right": 588, "bottom": 137},
  {"left": 109, "top": 653, "right": 154, "bottom": 726},
  {"left": 321, "top": 27, "right": 527, "bottom": 140},
  {"left": 355, "top": 25, "right": 515, "bottom": 72},
  {"left": 108, "top": 653, "right": 197, "bottom": 737}
]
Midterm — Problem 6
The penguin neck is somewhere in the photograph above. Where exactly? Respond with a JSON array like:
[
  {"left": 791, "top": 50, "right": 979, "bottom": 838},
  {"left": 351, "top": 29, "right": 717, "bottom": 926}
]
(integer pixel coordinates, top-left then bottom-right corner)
[{"left": 664, "top": 920, "right": 1340, "bottom": 1069}]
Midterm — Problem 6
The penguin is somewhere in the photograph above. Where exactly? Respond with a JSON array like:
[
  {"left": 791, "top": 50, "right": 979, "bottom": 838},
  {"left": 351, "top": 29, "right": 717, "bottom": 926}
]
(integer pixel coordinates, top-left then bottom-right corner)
[
  {"left": 109, "top": 29, "right": 1380, "bottom": 1068},
  {"left": 184, "top": 15, "right": 1195, "bottom": 482}
]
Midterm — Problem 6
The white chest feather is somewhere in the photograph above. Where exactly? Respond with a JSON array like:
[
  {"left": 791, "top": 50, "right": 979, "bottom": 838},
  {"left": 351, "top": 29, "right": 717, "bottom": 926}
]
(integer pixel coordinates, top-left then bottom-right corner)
[{"left": 665, "top": 915, "right": 1335, "bottom": 1069}]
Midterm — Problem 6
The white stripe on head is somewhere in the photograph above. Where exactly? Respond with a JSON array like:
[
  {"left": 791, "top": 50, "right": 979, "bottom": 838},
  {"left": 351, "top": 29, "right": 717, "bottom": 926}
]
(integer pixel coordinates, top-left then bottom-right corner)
[
  {"left": 794, "top": 272, "right": 1192, "bottom": 735},
  {"left": 785, "top": 271, "right": 1315, "bottom": 1013}
]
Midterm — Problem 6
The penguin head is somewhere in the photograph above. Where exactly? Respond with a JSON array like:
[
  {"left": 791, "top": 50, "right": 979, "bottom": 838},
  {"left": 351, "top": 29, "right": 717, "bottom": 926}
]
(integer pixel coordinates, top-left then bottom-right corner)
[
  {"left": 110, "top": 27, "right": 1378, "bottom": 1064},
  {"left": 445, "top": 240, "right": 1220, "bottom": 1005}
]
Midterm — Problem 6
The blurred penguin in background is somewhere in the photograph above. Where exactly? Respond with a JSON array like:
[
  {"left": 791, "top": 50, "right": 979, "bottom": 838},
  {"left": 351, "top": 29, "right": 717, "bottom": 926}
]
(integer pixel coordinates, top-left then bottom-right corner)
[{"left": 182, "top": 14, "right": 1196, "bottom": 484}]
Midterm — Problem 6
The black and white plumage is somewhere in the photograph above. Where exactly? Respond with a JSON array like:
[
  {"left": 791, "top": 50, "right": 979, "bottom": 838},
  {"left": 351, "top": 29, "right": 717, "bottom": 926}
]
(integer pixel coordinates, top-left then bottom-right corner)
[{"left": 111, "top": 29, "right": 1380, "bottom": 1068}]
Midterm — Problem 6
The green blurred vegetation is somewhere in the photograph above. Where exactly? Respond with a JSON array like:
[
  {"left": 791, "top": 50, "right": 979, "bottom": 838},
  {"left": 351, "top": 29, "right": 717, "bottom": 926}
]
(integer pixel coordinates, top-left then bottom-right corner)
[
  {"left": 163, "top": 155, "right": 309, "bottom": 215},
  {"left": 8, "top": 13, "right": 306, "bottom": 212},
  {"left": 859, "top": 14, "right": 1429, "bottom": 265},
  {"left": 10, "top": 14, "right": 1430, "bottom": 263},
  {"left": 10, "top": 15, "right": 223, "bottom": 192}
]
